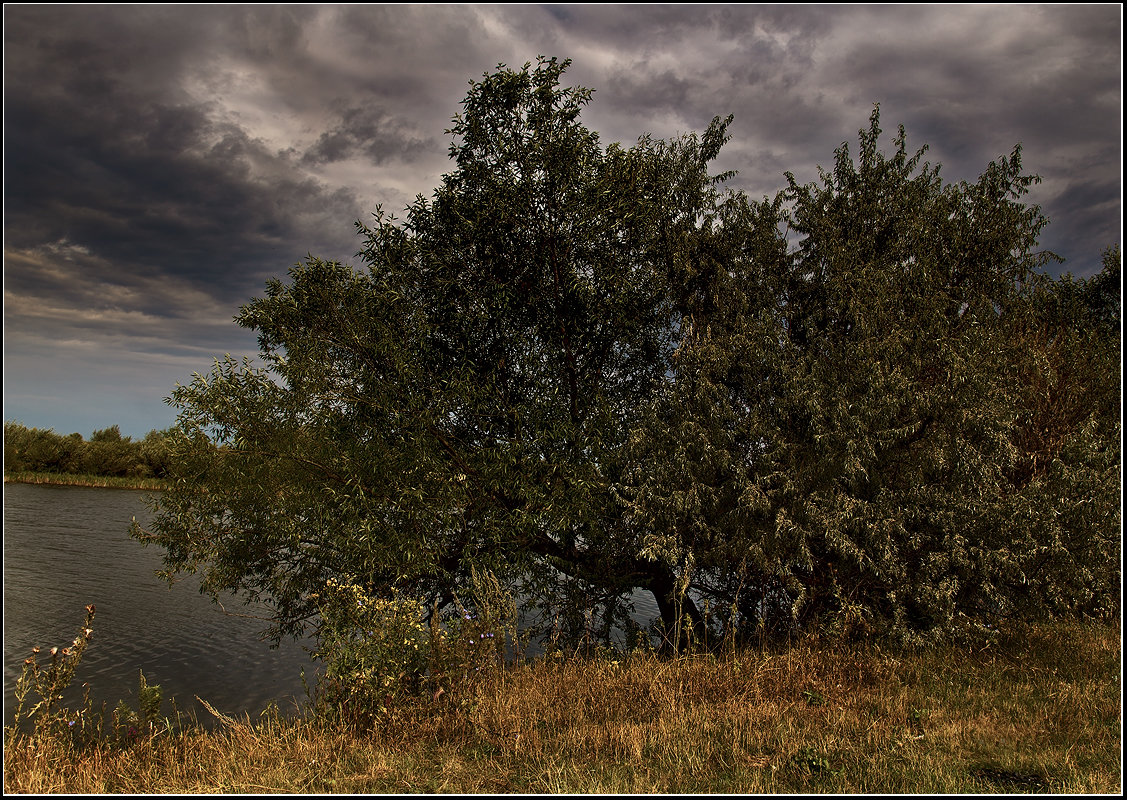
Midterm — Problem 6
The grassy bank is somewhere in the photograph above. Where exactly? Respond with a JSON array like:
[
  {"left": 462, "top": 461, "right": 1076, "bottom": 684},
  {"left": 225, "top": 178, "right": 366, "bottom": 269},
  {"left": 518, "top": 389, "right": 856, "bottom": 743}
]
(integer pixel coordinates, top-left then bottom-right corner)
[
  {"left": 4, "top": 619, "right": 1119, "bottom": 794},
  {"left": 3, "top": 471, "right": 167, "bottom": 491}
]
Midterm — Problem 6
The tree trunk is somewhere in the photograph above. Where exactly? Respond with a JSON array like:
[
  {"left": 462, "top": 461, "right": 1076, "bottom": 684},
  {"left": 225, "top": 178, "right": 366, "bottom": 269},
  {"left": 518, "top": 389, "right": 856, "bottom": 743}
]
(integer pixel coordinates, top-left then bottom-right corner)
[{"left": 648, "top": 562, "right": 707, "bottom": 653}]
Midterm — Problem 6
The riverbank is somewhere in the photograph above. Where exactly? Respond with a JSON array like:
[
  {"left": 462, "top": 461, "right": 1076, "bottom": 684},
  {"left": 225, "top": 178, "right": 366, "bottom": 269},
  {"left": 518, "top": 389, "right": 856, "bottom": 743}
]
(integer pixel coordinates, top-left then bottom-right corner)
[
  {"left": 4, "top": 619, "right": 1119, "bottom": 793},
  {"left": 3, "top": 471, "right": 167, "bottom": 491}
]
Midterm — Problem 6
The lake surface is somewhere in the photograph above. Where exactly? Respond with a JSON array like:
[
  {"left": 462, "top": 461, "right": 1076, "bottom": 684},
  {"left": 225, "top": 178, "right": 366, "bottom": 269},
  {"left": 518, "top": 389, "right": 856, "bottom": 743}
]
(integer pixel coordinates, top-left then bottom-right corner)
[
  {"left": 3, "top": 483, "right": 315, "bottom": 728},
  {"left": 4, "top": 482, "right": 664, "bottom": 730}
]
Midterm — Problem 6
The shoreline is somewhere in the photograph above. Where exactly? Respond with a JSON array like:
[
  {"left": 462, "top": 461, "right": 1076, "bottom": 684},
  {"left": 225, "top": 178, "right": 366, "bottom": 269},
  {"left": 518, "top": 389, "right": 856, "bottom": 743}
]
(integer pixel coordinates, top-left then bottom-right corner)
[{"left": 3, "top": 471, "right": 168, "bottom": 491}]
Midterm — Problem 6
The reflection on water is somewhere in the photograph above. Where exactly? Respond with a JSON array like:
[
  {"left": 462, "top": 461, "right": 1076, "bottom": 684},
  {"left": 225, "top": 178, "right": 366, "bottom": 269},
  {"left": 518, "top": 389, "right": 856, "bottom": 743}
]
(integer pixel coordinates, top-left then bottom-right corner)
[{"left": 3, "top": 483, "right": 315, "bottom": 728}]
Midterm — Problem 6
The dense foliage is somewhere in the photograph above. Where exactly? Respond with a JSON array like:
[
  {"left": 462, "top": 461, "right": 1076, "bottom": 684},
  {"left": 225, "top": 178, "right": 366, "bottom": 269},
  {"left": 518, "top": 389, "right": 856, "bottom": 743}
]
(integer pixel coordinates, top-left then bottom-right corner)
[
  {"left": 132, "top": 58, "right": 1120, "bottom": 648},
  {"left": 4, "top": 423, "right": 174, "bottom": 480},
  {"left": 624, "top": 121, "right": 1120, "bottom": 641}
]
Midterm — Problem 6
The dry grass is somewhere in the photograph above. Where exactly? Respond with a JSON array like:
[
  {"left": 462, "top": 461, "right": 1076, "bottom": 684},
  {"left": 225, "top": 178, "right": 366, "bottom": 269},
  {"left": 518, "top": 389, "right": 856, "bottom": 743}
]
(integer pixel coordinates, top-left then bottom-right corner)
[{"left": 4, "top": 619, "right": 1120, "bottom": 794}]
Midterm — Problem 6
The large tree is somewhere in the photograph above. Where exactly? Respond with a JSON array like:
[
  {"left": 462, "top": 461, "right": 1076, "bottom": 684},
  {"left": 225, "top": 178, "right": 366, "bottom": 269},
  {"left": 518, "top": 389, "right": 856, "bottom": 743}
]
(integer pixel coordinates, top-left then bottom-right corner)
[{"left": 134, "top": 58, "right": 737, "bottom": 643}]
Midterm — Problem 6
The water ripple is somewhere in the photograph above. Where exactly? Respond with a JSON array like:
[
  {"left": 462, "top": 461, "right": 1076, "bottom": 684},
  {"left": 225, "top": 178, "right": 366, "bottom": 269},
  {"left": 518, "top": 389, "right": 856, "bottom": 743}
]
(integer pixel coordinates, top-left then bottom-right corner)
[{"left": 4, "top": 484, "right": 313, "bottom": 728}]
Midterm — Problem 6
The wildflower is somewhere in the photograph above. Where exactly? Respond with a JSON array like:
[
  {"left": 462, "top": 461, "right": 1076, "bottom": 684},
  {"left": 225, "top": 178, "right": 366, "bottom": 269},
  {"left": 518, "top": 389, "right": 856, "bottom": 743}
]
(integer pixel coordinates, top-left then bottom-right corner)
[
  {"left": 85, "top": 604, "right": 95, "bottom": 614},
  {"left": 50, "top": 647, "right": 58, "bottom": 656},
  {"left": 31, "top": 646, "right": 40, "bottom": 654}
]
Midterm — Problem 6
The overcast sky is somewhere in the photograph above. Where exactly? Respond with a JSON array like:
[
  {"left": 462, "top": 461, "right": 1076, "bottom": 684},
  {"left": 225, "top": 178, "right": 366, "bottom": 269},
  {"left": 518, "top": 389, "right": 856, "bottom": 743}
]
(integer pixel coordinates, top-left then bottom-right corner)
[{"left": 3, "top": 4, "right": 1122, "bottom": 439}]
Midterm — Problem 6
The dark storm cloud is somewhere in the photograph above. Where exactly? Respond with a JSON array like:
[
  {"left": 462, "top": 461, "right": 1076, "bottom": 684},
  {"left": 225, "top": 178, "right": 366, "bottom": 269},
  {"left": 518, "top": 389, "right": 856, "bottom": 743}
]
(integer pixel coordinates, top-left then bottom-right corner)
[
  {"left": 5, "top": 93, "right": 339, "bottom": 255},
  {"left": 4, "top": 6, "right": 367, "bottom": 300},
  {"left": 302, "top": 106, "right": 435, "bottom": 166},
  {"left": 3, "top": 5, "right": 382, "bottom": 435}
]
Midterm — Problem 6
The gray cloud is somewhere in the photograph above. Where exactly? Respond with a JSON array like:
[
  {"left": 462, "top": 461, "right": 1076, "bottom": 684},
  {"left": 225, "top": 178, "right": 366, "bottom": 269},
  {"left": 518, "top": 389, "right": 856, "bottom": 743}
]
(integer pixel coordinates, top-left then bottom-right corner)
[{"left": 302, "top": 105, "right": 434, "bottom": 166}]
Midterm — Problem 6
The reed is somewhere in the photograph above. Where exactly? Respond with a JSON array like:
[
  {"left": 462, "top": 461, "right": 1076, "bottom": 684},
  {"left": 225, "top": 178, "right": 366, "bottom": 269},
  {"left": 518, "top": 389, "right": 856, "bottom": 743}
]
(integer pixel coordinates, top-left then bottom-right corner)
[
  {"left": 3, "top": 471, "right": 168, "bottom": 491},
  {"left": 4, "top": 618, "right": 1119, "bottom": 794}
]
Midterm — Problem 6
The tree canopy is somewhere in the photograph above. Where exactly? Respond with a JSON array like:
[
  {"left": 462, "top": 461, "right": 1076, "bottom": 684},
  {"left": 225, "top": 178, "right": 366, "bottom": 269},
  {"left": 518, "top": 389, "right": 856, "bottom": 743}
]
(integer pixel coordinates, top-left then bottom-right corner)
[{"left": 133, "top": 58, "right": 1120, "bottom": 649}]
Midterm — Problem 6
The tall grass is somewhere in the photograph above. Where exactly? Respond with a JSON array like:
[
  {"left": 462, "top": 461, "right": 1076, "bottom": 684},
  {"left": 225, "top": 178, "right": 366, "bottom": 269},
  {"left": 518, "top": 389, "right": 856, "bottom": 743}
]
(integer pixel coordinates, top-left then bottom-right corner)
[{"left": 4, "top": 617, "right": 1119, "bottom": 793}]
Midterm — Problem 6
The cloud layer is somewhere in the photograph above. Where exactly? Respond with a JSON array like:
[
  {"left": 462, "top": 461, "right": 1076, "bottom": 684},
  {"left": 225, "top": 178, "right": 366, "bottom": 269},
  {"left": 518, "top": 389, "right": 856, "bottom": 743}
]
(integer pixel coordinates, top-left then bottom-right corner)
[{"left": 3, "top": 5, "right": 1121, "bottom": 437}]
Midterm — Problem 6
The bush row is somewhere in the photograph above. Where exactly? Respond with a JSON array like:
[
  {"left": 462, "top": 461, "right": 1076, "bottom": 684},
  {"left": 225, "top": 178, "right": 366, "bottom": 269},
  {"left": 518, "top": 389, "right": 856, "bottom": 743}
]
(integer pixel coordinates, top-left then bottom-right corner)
[{"left": 3, "top": 422, "right": 174, "bottom": 479}]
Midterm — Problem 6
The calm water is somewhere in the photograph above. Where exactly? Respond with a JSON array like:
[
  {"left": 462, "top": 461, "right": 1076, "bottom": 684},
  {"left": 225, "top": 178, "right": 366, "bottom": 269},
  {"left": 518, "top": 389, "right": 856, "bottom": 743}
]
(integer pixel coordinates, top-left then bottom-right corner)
[
  {"left": 4, "top": 482, "right": 664, "bottom": 730},
  {"left": 3, "top": 483, "right": 315, "bottom": 728}
]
